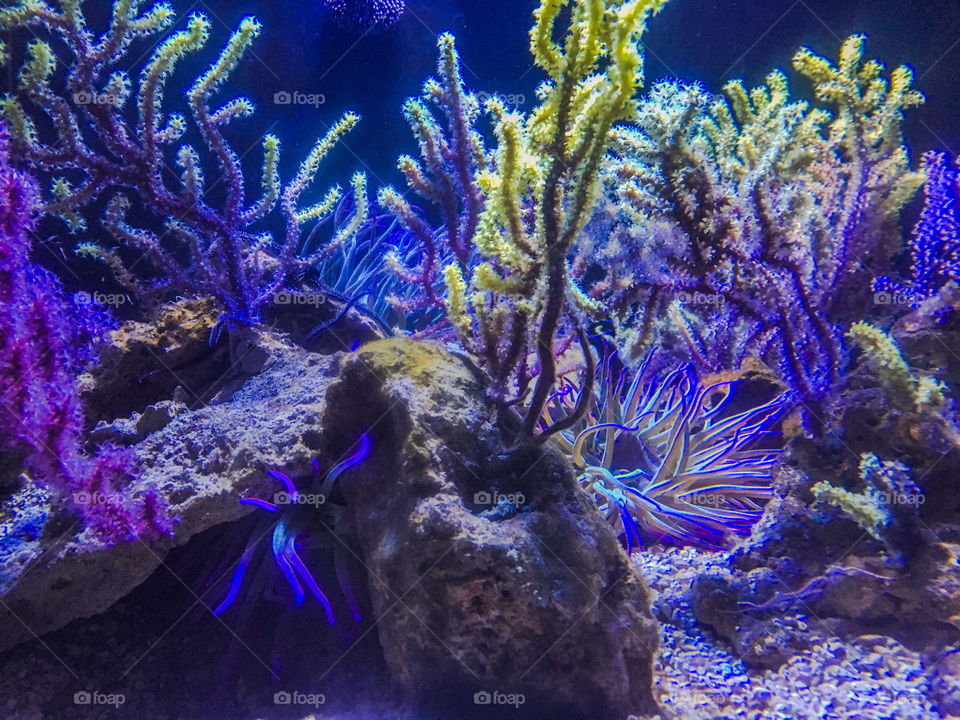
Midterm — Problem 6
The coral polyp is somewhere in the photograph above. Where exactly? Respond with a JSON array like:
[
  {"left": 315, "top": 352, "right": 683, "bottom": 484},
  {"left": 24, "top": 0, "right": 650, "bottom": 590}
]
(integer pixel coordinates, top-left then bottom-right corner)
[
  {"left": 323, "top": 0, "right": 405, "bottom": 31},
  {"left": 213, "top": 435, "right": 371, "bottom": 622},
  {"left": 546, "top": 351, "right": 790, "bottom": 549}
]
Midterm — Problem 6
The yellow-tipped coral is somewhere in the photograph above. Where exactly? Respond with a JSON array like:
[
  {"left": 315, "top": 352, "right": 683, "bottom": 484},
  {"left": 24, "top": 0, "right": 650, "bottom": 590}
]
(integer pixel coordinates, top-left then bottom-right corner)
[
  {"left": 0, "top": 2, "right": 362, "bottom": 325},
  {"left": 583, "top": 35, "right": 924, "bottom": 412},
  {"left": 812, "top": 453, "right": 924, "bottom": 546},
  {"left": 384, "top": 0, "right": 665, "bottom": 442},
  {"left": 847, "top": 321, "right": 945, "bottom": 410}
]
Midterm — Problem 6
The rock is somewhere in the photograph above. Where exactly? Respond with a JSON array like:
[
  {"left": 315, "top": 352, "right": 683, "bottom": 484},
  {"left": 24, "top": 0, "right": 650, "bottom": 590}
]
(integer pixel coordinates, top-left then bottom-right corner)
[
  {"left": 893, "top": 283, "right": 960, "bottom": 403},
  {"left": 78, "top": 297, "right": 227, "bottom": 423},
  {"left": 690, "top": 571, "right": 829, "bottom": 668},
  {"left": 636, "top": 548, "right": 939, "bottom": 719},
  {"left": 1, "top": 333, "right": 659, "bottom": 720},
  {"left": 321, "top": 338, "right": 660, "bottom": 719},
  {"left": 931, "top": 647, "right": 960, "bottom": 717},
  {"left": 689, "top": 455, "right": 960, "bottom": 663},
  {"left": 87, "top": 400, "right": 189, "bottom": 446},
  {"left": 0, "top": 334, "right": 343, "bottom": 653}
]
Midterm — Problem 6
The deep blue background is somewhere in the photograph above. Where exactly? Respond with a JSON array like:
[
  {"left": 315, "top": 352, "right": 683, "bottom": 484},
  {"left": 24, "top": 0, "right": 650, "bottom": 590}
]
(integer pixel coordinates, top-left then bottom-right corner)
[
  {"left": 209, "top": 0, "right": 960, "bottom": 191},
  {"left": 4, "top": 0, "right": 958, "bottom": 249}
]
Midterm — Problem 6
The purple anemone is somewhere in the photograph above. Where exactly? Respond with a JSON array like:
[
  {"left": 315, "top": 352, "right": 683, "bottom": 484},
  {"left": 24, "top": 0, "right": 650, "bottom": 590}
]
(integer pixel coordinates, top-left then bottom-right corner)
[{"left": 213, "top": 435, "right": 371, "bottom": 621}]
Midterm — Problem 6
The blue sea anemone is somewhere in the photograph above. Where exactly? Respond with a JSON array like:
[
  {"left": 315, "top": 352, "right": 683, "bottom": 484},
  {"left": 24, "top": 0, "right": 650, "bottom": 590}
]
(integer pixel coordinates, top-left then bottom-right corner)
[
  {"left": 323, "top": 0, "right": 405, "bottom": 32},
  {"left": 544, "top": 351, "right": 791, "bottom": 550},
  {"left": 302, "top": 192, "right": 444, "bottom": 336},
  {"left": 213, "top": 435, "right": 371, "bottom": 622}
]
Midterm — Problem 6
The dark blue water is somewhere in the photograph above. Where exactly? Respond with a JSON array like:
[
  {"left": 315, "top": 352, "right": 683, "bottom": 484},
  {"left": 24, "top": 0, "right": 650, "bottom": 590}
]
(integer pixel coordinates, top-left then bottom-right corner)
[{"left": 212, "top": 0, "right": 959, "bottom": 191}]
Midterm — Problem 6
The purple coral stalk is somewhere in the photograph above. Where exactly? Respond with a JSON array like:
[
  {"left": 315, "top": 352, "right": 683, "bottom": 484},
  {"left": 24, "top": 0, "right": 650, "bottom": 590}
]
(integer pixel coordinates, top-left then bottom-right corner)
[
  {"left": 874, "top": 150, "right": 960, "bottom": 303},
  {"left": 0, "top": 123, "right": 171, "bottom": 544},
  {"left": 378, "top": 33, "right": 487, "bottom": 323}
]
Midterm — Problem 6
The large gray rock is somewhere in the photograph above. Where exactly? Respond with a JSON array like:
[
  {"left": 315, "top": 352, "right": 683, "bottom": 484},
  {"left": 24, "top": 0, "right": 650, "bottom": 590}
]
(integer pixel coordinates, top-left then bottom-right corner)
[
  {"left": 0, "top": 330, "right": 659, "bottom": 720},
  {"left": 0, "top": 333, "right": 342, "bottom": 652},
  {"left": 321, "top": 339, "right": 660, "bottom": 719}
]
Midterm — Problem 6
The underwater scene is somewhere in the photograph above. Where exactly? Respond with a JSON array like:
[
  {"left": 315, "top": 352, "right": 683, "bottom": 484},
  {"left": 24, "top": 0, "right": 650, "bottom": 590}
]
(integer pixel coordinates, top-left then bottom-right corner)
[{"left": 1, "top": 0, "right": 960, "bottom": 718}]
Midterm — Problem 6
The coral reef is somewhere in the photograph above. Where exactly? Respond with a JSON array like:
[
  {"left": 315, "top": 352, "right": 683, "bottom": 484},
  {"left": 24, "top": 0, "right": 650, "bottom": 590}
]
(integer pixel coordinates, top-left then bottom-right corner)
[
  {"left": 2, "top": 0, "right": 959, "bottom": 718},
  {"left": 586, "top": 36, "right": 923, "bottom": 408},
  {"left": 0, "top": 1, "right": 365, "bottom": 325},
  {"left": 810, "top": 452, "right": 926, "bottom": 552},
  {"left": 829, "top": 312, "right": 960, "bottom": 523},
  {"left": 378, "top": 33, "right": 488, "bottom": 329},
  {"left": 847, "top": 321, "right": 945, "bottom": 411}
]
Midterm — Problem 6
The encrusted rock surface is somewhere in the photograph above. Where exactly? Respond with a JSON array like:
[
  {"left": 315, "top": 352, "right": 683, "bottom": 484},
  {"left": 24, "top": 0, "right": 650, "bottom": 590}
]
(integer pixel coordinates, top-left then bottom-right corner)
[
  {"left": 321, "top": 338, "right": 661, "bottom": 719},
  {"left": 79, "top": 297, "right": 229, "bottom": 422},
  {"left": 1, "top": 326, "right": 660, "bottom": 719},
  {"left": 0, "top": 319, "right": 343, "bottom": 652},
  {"left": 637, "top": 547, "right": 939, "bottom": 720}
]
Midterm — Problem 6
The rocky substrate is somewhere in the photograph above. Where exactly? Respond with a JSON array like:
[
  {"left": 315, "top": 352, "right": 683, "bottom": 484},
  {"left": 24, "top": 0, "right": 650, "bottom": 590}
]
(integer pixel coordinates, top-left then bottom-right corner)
[
  {"left": 0, "top": 541, "right": 950, "bottom": 720},
  {"left": 3, "top": 295, "right": 959, "bottom": 719},
  {"left": 636, "top": 546, "right": 942, "bottom": 720},
  {"left": 0, "top": 301, "right": 660, "bottom": 719}
]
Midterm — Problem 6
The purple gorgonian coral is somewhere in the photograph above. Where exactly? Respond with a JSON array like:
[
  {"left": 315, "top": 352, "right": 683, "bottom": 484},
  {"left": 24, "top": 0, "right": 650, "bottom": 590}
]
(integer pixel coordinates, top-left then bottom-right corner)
[
  {"left": 0, "top": 123, "right": 170, "bottom": 543},
  {"left": 0, "top": 2, "right": 364, "bottom": 327},
  {"left": 874, "top": 150, "right": 960, "bottom": 304}
]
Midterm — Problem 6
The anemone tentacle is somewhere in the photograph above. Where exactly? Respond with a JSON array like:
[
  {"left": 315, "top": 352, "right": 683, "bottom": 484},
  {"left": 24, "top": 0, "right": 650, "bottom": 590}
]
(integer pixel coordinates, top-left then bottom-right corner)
[
  {"left": 213, "top": 435, "right": 371, "bottom": 619},
  {"left": 547, "top": 350, "right": 789, "bottom": 550}
]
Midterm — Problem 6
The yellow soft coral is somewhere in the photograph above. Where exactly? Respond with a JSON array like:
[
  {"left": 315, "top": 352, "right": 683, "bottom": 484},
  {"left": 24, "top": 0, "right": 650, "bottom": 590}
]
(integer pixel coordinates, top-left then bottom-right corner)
[
  {"left": 459, "top": 0, "right": 666, "bottom": 439},
  {"left": 847, "top": 321, "right": 945, "bottom": 410},
  {"left": 590, "top": 36, "right": 924, "bottom": 404},
  {"left": 793, "top": 35, "right": 925, "bottom": 216}
]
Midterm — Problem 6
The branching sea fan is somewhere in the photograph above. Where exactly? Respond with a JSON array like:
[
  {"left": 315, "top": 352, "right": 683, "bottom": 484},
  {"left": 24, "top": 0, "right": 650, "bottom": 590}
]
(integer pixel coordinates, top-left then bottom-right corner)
[{"left": 545, "top": 351, "right": 791, "bottom": 549}]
